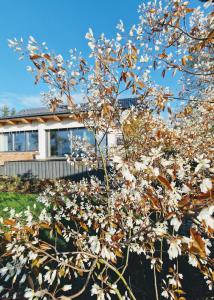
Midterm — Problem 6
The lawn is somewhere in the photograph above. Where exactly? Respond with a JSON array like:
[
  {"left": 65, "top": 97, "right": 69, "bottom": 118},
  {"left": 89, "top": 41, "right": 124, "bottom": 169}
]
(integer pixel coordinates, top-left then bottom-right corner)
[{"left": 0, "top": 192, "right": 41, "bottom": 219}]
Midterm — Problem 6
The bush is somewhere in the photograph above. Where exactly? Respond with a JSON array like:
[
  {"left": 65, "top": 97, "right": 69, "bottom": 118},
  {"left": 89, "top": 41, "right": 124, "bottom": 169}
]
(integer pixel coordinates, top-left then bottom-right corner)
[{"left": 0, "top": 176, "right": 53, "bottom": 194}]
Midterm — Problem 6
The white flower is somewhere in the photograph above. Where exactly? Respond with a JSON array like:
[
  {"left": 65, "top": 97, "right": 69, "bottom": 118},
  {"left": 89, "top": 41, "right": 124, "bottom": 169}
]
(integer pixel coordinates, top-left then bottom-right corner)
[
  {"left": 135, "top": 156, "right": 150, "bottom": 171},
  {"left": 89, "top": 236, "right": 100, "bottom": 254},
  {"left": 8, "top": 39, "right": 18, "bottom": 47},
  {"left": 116, "top": 20, "right": 125, "bottom": 32},
  {"left": 88, "top": 41, "right": 95, "bottom": 50},
  {"left": 24, "top": 289, "right": 35, "bottom": 300},
  {"left": 155, "top": 221, "right": 168, "bottom": 236},
  {"left": 44, "top": 269, "right": 57, "bottom": 285},
  {"left": 38, "top": 273, "right": 43, "bottom": 285},
  {"left": 62, "top": 284, "right": 72, "bottom": 291},
  {"left": 204, "top": 0, "right": 213, "bottom": 8},
  {"left": 24, "top": 289, "right": 44, "bottom": 300},
  {"left": 161, "top": 159, "right": 173, "bottom": 167},
  {"left": 28, "top": 251, "right": 37, "bottom": 261},
  {"left": 188, "top": 254, "right": 198, "bottom": 268},
  {"left": 85, "top": 28, "right": 94, "bottom": 40},
  {"left": 101, "top": 246, "right": 116, "bottom": 262},
  {"left": 126, "top": 216, "right": 133, "bottom": 228},
  {"left": 27, "top": 44, "right": 38, "bottom": 52},
  {"left": 153, "top": 167, "right": 160, "bottom": 177},
  {"left": 168, "top": 239, "right": 181, "bottom": 260},
  {"left": 91, "top": 284, "right": 105, "bottom": 300},
  {"left": 135, "top": 161, "right": 143, "bottom": 171},
  {"left": 170, "top": 217, "right": 182, "bottom": 232},
  {"left": 161, "top": 290, "right": 169, "bottom": 298},
  {"left": 116, "top": 33, "right": 122, "bottom": 41},
  {"left": 55, "top": 54, "right": 64, "bottom": 63},
  {"left": 168, "top": 277, "right": 177, "bottom": 286},
  {"left": 20, "top": 274, "right": 26, "bottom": 284},
  {"left": 140, "top": 54, "right": 149, "bottom": 63},
  {"left": 29, "top": 35, "right": 36, "bottom": 43},
  {"left": 200, "top": 178, "right": 212, "bottom": 193},
  {"left": 121, "top": 165, "right": 135, "bottom": 182},
  {"left": 195, "top": 157, "right": 210, "bottom": 173},
  {"left": 198, "top": 206, "right": 214, "bottom": 230},
  {"left": 120, "top": 110, "right": 131, "bottom": 124},
  {"left": 181, "top": 184, "right": 191, "bottom": 193},
  {"left": 112, "top": 155, "right": 123, "bottom": 169}
]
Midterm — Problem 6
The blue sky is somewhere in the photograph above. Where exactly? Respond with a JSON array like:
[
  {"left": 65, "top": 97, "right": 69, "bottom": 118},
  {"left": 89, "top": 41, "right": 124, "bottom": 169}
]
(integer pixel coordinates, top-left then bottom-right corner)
[{"left": 0, "top": 0, "right": 205, "bottom": 111}]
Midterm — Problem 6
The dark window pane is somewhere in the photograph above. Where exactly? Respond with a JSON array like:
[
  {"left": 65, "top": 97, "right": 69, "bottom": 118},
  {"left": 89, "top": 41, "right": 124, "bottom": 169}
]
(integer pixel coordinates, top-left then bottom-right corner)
[
  {"left": 71, "top": 128, "right": 95, "bottom": 157},
  {"left": 50, "top": 130, "right": 70, "bottom": 156},
  {"left": 2, "top": 133, "right": 13, "bottom": 151},
  {"left": 7, "top": 133, "right": 13, "bottom": 151},
  {"left": 1, "top": 131, "right": 38, "bottom": 152},
  {"left": 49, "top": 128, "right": 96, "bottom": 157},
  {"left": 72, "top": 128, "right": 95, "bottom": 145},
  {"left": 14, "top": 132, "right": 26, "bottom": 151},
  {"left": 8, "top": 133, "right": 13, "bottom": 151},
  {"left": 28, "top": 131, "right": 38, "bottom": 151}
]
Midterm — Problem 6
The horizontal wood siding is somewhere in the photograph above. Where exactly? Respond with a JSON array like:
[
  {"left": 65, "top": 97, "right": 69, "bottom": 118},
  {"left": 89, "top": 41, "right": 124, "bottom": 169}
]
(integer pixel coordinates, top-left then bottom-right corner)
[
  {"left": 0, "top": 152, "right": 37, "bottom": 165},
  {"left": 0, "top": 159, "right": 103, "bottom": 180}
]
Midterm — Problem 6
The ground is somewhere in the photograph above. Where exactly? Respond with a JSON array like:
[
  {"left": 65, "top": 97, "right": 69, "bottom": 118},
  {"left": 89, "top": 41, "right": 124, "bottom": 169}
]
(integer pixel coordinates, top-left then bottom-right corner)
[{"left": 0, "top": 192, "right": 40, "bottom": 218}]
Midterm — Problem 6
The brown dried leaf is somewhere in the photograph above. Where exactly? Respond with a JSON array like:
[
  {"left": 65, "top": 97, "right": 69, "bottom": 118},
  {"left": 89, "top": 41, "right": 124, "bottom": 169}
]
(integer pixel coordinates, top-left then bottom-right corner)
[
  {"left": 190, "top": 228, "right": 206, "bottom": 258},
  {"left": 157, "top": 176, "right": 172, "bottom": 191},
  {"left": 3, "top": 219, "right": 16, "bottom": 226}
]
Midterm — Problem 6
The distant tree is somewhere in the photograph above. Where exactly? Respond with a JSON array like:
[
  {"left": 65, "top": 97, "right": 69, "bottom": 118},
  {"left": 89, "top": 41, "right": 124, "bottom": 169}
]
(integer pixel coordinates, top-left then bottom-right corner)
[
  {"left": 0, "top": 105, "right": 10, "bottom": 117},
  {"left": 10, "top": 108, "right": 16, "bottom": 116},
  {"left": 0, "top": 105, "right": 16, "bottom": 117}
]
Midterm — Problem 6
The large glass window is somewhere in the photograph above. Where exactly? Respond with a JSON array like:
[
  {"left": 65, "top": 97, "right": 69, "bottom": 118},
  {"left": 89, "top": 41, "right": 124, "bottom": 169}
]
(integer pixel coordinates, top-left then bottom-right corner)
[
  {"left": 7, "top": 133, "right": 13, "bottom": 151},
  {"left": 50, "top": 130, "right": 71, "bottom": 157},
  {"left": 48, "top": 128, "right": 96, "bottom": 157},
  {"left": 0, "top": 131, "right": 38, "bottom": 152},
  {"left": 28, "top": 131, "right": 39, "bottom": 151},
  {"left": 14, "top": 132, "right": 26, "bottom": 151}
]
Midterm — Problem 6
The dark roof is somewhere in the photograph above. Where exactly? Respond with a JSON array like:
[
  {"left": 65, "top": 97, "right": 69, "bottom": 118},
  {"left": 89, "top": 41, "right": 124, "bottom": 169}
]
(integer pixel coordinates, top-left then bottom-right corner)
[
  {"left": 0, "top": 98, "right": 138, "bottom": 121},
  {"left": 17, "top": 105, "right": 71, "bottom": 118}
]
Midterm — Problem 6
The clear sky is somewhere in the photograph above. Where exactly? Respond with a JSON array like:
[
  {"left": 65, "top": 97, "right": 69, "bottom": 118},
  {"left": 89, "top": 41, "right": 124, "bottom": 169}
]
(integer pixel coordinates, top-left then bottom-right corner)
[{"left": 0, "top": 0, "right": 205, "bottom": 111}]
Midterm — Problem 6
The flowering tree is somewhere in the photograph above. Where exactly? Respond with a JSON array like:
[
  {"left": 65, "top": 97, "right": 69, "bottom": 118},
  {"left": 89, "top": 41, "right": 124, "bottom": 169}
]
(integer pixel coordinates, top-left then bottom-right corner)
[{"left": 1, "top": 0, "right": 213, "bottom": 299}]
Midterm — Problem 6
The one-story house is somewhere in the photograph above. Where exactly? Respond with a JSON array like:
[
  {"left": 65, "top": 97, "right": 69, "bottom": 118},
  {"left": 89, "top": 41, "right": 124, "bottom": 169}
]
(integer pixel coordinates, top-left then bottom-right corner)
[{"left": 0, "top": 98, "right": 135, "bottom": 178}]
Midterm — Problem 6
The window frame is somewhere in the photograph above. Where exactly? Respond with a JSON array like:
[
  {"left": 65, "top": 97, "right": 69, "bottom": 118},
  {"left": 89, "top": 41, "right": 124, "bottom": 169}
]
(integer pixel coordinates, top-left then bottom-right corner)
[
  {"left": 46, "top": 127, "right": 100, "bottom": 158},
  {"left": 0, "top": 130, "right": 39, "bottom": 152}
]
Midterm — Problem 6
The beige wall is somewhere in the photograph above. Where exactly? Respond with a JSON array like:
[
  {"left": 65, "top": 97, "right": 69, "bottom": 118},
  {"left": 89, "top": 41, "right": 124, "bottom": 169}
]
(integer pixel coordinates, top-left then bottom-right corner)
[{"left": 0, "top": 152, "right": 37, "bottom": 165}]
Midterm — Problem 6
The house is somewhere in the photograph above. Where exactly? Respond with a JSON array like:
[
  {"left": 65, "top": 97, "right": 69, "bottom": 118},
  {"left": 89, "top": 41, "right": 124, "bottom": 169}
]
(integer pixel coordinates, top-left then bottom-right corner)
[{"left": 0, "top": 98, "right": 136, "bottom": 179}]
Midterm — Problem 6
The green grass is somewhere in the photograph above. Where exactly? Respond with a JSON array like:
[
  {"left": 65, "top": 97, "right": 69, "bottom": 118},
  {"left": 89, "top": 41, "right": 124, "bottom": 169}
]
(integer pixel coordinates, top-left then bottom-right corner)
[{"left": 0, "top": 192, "right": 42, "bottom": 219}]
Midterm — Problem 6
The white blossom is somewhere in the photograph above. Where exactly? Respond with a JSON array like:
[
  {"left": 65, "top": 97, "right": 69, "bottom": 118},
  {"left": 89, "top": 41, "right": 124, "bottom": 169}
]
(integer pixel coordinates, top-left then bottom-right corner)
[
  {"left": 168, "top": 239, "right": 182, "bottom": 260},
  {"left": 91, "top": 284, "right": 105, "bottom": 300},
  {"left": 200, "top": 178, "right": 212, "bottom": 193},
  {"left": 198, "top": 206, "right": 214, "bottom": 230},
  {"left": 89, "top": 236, "right": 100, "bottom": 254},
  {"left": 62, "top": 284, "right": 72, "bottom": 291},
  {"left": 170, "top": 217, "right": 182, "bottom": 232}
]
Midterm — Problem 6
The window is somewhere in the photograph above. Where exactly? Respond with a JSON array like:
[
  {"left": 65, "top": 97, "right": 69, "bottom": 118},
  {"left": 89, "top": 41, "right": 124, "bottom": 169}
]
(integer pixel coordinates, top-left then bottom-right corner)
[
  {"left": 14, "top": 132, "right": 26, "bottom": 151},
  {"left": 116, "top": 134, "right": 123, "bottom": 146},
  {"left": 0, "top": 131, "right": 38, "bottom": 152},
  {"left": 50, "top": 130, "right": 70, "bottom": 157},
  {"left": 7, "top": 133, "right": 13, "bottom": 151},
  {"left": 48, "top": 128, "right": 96, "bottom": 157},
  {"left": 28, "top": 131, "right": 39, "bottom": 151}
]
